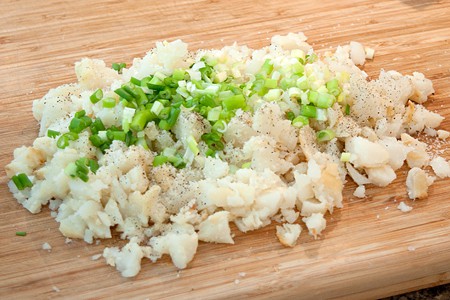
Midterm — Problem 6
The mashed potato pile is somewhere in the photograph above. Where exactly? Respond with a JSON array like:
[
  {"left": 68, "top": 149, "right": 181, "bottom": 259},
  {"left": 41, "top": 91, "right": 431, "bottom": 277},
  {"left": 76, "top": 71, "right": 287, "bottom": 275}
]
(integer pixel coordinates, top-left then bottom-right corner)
[{"left": 6, "top": 33, "right": 449, "bottom": 277}]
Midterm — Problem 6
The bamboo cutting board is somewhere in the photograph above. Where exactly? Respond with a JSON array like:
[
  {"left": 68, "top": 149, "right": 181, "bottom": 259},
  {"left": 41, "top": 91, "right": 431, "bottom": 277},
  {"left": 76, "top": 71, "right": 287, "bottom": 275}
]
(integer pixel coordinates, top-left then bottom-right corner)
[{"left": 0, "top": 0, "right": 449, "bottom": 299}]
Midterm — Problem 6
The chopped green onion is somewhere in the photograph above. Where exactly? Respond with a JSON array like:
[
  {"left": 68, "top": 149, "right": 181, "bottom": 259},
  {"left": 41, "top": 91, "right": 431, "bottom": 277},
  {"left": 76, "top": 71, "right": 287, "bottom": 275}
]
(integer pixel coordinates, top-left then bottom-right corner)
[
  {"left": 47, "top": 130, "right": 60, "bottom": 139},
  {"left": 326, "top": 79, "right": 341, "bottom": 96},
  {"left": 11, "top": 173, "right": 33, "bottom": 190},
  {"left": 15, "top": 231, "right": 27, "bottom": 236},
  {"left": 285, "top": 111, "right": 295, "bottom": 121},
  {"left": 300, "top": 105, "right": 317, "bottom": 118},
  {"left": 308, "top": 90, "right": 319, "bottom": 105},
  {"left": 107, "top": 130, "right": 127, "bottom": 142},
  {"left": 75, "top": 110, "right": 86, "bottom": 118},
  {"left": 89, "top": 134, "right": 104, "bottom": 147},
  {"left": 345, "top": 104, "right": 351, "bottom": 115},
  {"left": 90, "top": 89, "right": 103, "bottom": 104},
  {"left": 241, "top": 162, "right": 252, "bottom": 169},
  {"left": 114, "top": 87, "right": 135, "bottom": 101},
  {"left": 260, "top": 59, "right": 273, "bottom": 75},
  {"left": 112, "top": 62, "right": 126, "bottom": 74},
  {"left": 222, "top": 94, "right": 246, "bottom": 111},
  {"left": 264, "top": 78, "right": 278, "bottom": 89},
  {"left": 264, "top": 89, "right": 282, "bottom": 101},
  {"left": 158, "top": 107, "right": 180, "bottom": 130},
  {"left": 186, "top": 135, "right": 199, "bottom": 156},
  {"left": 292, "top": 115, "right": 309, "bottom": 128},
  {"left": 317, "top": 129, "right": 336, "bottom": 142},
  {"left": 316, "top": 93, "right": 335, "bottom": 108},
  {"left": 207, "top": 106, "right": 222, "bottom": 122},
  {"left": 173, "top": 69, "right": 186, "bottom": 81},
  {"left": 340, "top": 152, "right": 351, "bottom": 162},
  {"left": 102, "top": 97, "right": 116, "bottom": 108},
  {"left": 130, "top": 77, "right": 141, "bottom": 86},
  {"left": 57, "top": 135, "right": 69, "bottom": 149},
  {"left": 90, "top": 118, "right": 105, "bottom": 135},
  {"left": 153, "top": 155, "right": 168, "bottom": 167},
  {"left": 89, "top": 159, "right": 99, "bottom": 174},
  {"left": 151, "top": 101, "right": 164, "bottom": 116},
  {"left": 122, "top": 107, "right": 136, "bottom": 133},
  {"left": 64, "top": 162, "right": 77, "bottom": 177},
  {"left": 131, "top": 110, "right": 153, "bottom": 132}
]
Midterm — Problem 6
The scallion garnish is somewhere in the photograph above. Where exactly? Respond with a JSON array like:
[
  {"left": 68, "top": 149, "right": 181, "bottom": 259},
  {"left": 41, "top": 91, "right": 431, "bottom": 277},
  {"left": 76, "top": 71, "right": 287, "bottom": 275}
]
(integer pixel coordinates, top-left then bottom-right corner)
[
  {"left": 316, "top": 129, "right": 336, "bottom": 142},
  {"left": 112, "top": 62, "right": 126, "bottom": 74},
  {"left": 90, "top": 89, "right": 103, "bottom": 104},
  {"left": 11, "top": 173, "right": 33, "bottom": 190},
  {"left": 47, "top": 130, "right": 60, "bottom": 139},
  {"left": 15, "top": 231, "right": 27, "bottom": 236}
]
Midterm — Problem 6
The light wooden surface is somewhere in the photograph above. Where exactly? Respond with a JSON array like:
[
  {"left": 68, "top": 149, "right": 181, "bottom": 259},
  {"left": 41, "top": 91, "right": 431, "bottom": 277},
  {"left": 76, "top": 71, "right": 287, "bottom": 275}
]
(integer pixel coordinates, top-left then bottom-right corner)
[{"left": 1, "top": 0, "right": 449, "bottom": 299}]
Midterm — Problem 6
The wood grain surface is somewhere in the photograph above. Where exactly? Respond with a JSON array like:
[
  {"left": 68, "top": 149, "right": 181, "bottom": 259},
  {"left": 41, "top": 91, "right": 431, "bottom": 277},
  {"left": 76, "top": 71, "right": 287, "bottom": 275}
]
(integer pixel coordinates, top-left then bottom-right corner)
[{"left": 1, "top": 0, "right": 449, "bottom": 299}]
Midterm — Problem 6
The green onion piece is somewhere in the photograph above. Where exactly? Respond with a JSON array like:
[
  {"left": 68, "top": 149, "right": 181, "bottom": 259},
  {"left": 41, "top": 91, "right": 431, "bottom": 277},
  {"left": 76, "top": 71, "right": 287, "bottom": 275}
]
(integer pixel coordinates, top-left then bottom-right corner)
[
  {"left": 131, "top": 110, "right": 152, "bottom": 132},
  {"left": 205, "top": 149, "right": 215, "bottom": 157},
  {"left": 241, "top": 162, "right": 252, "bottom": 169},
  {"left": 340, "top": 152, "right": 351, "bottom": 162},
  {"left": 264, "top": 78, "right": 278, "bottom": 89},
  {"left": 76, "top": 170, "right": 89, "bottom": 182},
  {"left": 15, "top": 231, "right": 27, "bottom": 236},
  {"left": 89, "top": 159, "right": 99, "bottom": 174},
  {"left": 151, "top": 101, "right": 164, "bottom": 116},
  {"left": 17, "top": 173, "right": 33, "bottom": 189},
  {"left": 47, "top": 130, "right": 60, "bottom": 139},
  {"left": 172, "top": 69, "right": 185, "bottom": 81},
  {"left": 75, "top": 158, "right": 89, "bottom": 174},
  {"left": 57, "top": 135, "right": 69, "bottom": 149},
  {"left": 69, "top": 118, "right": 83, "bottom": 133},
  {"left": 11, "top": 175, "right": 23, "bottom": 190},
  {"left": 297, "top": 77, "right": 309, "bottom": 90},
  {"left": 102, "top": 97, "right": 116, "bottom": 108},
  {"left": 89, "top": 134, "right": 104, "bottom": 147},
  {"left": 90, "top": 89, "right": 103, "bottom": 104},
  {"left": 153, "top": 155, "right": 168, "bottom": 167},
  {"left": 158, "top": 107, "right": 171, "bottom": 119},
  {"left": 260, "top": 59, "right": 274, "bottom": 75},
  {"left": 130, "top": 77, "right": 141, "bottom": 86},
  {"left": 147, "top": 76, "right": 165, "bottom": 91},
  {"left": 316, "top": 93, "right": 335, "bottom": 108},
  {"left": 292, "top": 115, "right": 309, "bottom": 128},
  {"left": 292, "top": 62, "right": 304, "bottom": 75},
  {"left": 186, "top": 135, "right": 199, "bottom": 156},
  {"left": 64, "top": 162, "right": 77, "bottom": 178},
  {"left": 207, "top": 106, "right": 222, "bottom": 121},
  {"left": 110, "top": 131, "right": 126, "bottom": 142},
  {"left": 300, "top": 105, "right": 317, "bottom": 118},
  {"left": 90, "top": 118, "right": 105, "bottom": 135},
  {"left": 326, "top": 79, "right": 341, "bottom": 96},
  {"left": 264, "top": 89, "right": 282, "bottom": 101},
  {"left": 285, "top": 111, "right": 295, "bottom": 121},
  {"left": 158, "top": 107, "right": 180, "bottom": 130},
  {"left": 317, "top": 129, "right": 336, "bottom": 142},
  {"left": 222, "top": 94, "right": 246, "bottom": 111},
  {"left": 123, "top": 86, "right": 138, "bottom": 99},
  {"left": 74, "top": 110, "right": 86, "bottom": 118},
  {"left": 308, "top": 90, "right": 319, "bottom": 105},
  {"left": 345, "top": 104, "right": 351, "bottom": 115},
  {"left": 114, "top": 87, "right": 135, "bottom": 101},
  {"left": 112, "top": 62, "right": 126, "bottom": 74},
  {"left": 167, "top": 155, "right": 185, "bottom": 169}
]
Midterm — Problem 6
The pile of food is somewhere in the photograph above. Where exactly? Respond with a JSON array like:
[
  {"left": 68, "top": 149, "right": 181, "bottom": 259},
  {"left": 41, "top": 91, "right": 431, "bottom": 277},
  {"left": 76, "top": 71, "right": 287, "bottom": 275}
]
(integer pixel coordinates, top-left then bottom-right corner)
[{"left": 6, "top": 33, "right": 449, "bottom": 277}]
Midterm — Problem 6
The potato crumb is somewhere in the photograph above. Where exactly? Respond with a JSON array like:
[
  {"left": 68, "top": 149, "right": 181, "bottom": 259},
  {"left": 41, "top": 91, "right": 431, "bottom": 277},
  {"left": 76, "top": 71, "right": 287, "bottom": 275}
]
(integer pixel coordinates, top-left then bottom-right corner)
[
  {"left": 397, "top": 201, "right": 413, "bottom": 213},
  {"left": 42, "top": 242, "right": 52, "bottom": 251},
  {"left": 353, "top": 185, "right": 366, "bottom": 198}
]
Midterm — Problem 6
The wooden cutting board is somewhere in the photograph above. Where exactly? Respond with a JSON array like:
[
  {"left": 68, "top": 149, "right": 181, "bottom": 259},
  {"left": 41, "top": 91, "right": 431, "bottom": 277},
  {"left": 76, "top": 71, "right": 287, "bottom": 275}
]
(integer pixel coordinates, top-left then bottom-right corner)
[{"left": 1, "top": 0, "right": 449, "bottom": 299}]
